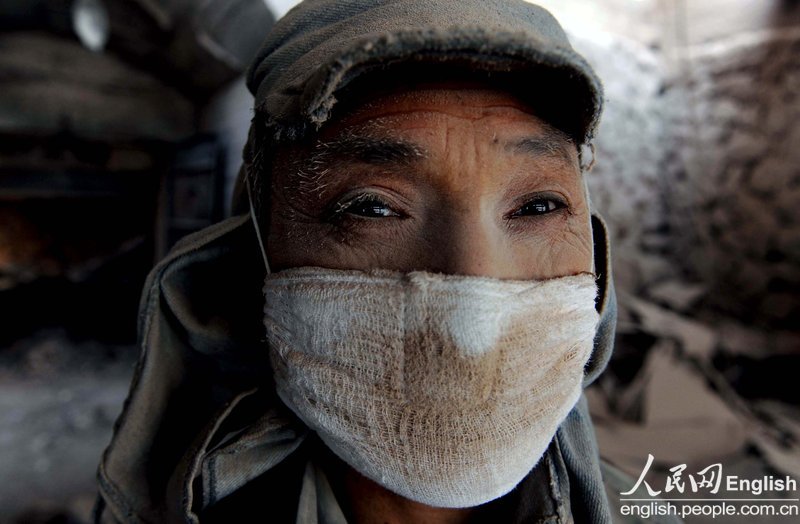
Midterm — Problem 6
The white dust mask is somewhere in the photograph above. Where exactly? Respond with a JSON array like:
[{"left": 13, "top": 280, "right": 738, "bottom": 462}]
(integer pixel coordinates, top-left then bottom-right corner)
[{"left": 263, "top": 267, "right": 599, "bottom": 508}]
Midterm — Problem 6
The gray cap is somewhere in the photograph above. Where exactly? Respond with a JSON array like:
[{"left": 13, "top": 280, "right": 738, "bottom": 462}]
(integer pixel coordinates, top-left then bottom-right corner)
[{"left": 246, "top": 0, "right": 603, "bottom": 145}]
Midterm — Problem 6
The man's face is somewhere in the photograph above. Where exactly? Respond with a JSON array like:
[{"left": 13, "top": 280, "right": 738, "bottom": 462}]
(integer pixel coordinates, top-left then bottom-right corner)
[{"left": 267, "top": 83, "right": 593, "bottom": 280}]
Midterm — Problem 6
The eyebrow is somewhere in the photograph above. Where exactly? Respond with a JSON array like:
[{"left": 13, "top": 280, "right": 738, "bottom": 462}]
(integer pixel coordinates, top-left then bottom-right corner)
[
  {"left": 506, "top": 129, "right": 576, "bottom": 165},
  {"left": 310, "top": 135, "right": 426, "bottom": 167},
  {"left": 283, "top": 134, "right": 426, "bottom": 200}
]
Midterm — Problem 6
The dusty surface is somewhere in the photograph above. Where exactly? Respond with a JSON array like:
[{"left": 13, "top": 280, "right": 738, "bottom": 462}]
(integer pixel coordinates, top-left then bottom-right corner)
[{"left": 0, "top": 332, "right": 136, "bottom": 524}]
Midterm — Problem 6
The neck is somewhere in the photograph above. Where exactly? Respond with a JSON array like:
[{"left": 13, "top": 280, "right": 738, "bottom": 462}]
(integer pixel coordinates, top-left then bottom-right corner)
[
  {"left": 341, "top": 467, "right": 475, "bottom": 524},
  {"left": 318, "top": 445, "right": 477, "bottom": 524}
]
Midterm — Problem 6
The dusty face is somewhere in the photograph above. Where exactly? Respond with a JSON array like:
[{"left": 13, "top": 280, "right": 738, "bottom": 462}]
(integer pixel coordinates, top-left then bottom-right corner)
[{"left": 266, "top": 84, "right": 593, "bottom": 280}]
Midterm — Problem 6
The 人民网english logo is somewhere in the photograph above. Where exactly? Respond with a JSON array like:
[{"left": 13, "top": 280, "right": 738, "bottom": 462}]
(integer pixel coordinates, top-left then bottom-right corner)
[{"left": 617, "top": 454, "right": 799, "bottom": 520}]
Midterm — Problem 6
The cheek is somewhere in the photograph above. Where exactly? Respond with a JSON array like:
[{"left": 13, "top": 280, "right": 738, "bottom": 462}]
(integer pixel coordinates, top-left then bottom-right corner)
[
  {"left": 511, "top": 213, "right": 594, "bottom": 279},
  {"left": 267, "top": 195, "right": 424, "bottom": 272},
  {"left": 266, "top": 185, "right": 331, "bottom": 270}
]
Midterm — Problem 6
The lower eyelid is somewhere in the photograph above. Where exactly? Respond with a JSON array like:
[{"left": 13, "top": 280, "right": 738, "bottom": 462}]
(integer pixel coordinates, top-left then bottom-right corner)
[{"left": 503, "top": 209, "right": 570, "bottom": 237}]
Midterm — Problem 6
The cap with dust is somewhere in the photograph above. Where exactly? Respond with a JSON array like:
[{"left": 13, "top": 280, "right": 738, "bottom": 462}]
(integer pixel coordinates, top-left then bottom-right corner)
[{"left": 246, "top": 0, "right": 603, "bottom": 145}]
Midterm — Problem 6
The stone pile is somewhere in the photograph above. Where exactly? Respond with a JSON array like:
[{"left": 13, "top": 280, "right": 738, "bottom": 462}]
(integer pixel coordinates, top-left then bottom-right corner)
[
  {"left": 575, "top": 25, "right": 800, "bottom": 331},
  {"left": 661, "top": 28, "right": 800, "bottom": 330}
]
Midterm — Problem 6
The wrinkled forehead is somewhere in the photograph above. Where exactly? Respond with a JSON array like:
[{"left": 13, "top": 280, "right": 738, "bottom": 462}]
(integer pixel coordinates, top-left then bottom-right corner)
[
  {"left": 324, "top": 82, "right": 543, "bottom": 132},
  {"left": 307, "top": 82, "right": 580, "bottom": 176},
  {"left": 321, "top": 64, "right": 583, "bottom": 146}
]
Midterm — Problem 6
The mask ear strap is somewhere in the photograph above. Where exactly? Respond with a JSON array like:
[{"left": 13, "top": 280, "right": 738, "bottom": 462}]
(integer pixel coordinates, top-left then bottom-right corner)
[{"left": 246, "top": 174, "right": 271, "bottom": 275}]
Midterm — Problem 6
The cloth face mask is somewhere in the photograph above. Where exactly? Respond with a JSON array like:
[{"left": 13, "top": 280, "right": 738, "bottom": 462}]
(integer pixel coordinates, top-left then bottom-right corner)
[{"left": 263, "top": 267, "right": 599, "bottom": 508}]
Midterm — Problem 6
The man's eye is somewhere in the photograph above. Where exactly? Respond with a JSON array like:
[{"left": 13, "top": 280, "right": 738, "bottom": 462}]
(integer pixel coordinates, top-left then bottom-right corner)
[
  {"left": 510, "top": 198, "right": 565, "bottom": 218},
  {"left": 337, "top": 194, "right": 400, "bottom": 218}
]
